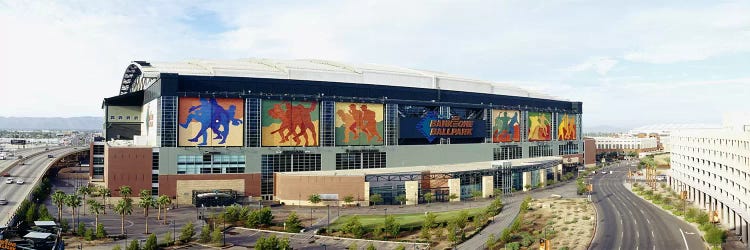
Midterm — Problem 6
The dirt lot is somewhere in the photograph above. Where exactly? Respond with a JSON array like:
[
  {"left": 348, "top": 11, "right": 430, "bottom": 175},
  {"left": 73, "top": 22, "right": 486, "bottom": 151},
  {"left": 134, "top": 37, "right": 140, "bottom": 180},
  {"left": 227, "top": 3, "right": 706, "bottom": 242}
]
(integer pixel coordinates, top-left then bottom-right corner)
[{"left": 521, "top": 198, "right": 595, "bottom": 250}]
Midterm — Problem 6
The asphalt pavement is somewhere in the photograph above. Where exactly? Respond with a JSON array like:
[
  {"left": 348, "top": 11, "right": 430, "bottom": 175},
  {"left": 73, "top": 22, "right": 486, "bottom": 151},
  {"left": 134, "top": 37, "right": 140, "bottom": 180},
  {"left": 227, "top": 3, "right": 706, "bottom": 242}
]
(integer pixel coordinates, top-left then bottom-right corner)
[
  {"left": 0, "top": 147, "right": 78, "bottom": 227},
  {"left": 589, "top": 160, "right": 704, "bottom": 250}
]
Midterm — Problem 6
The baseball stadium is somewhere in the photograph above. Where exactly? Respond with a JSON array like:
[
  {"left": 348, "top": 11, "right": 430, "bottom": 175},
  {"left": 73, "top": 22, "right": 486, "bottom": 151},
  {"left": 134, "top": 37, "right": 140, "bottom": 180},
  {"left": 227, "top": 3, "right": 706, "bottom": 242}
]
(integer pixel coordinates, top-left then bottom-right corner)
[{"left": 94, "top": 59, "right": 584, "bottom": 206}]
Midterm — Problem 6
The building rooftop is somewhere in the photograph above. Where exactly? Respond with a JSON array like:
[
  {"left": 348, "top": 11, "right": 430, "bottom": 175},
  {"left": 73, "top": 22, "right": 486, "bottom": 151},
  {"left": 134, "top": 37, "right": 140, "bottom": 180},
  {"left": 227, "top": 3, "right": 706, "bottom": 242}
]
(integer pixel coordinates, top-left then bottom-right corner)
[
  {"left": 120, "top": 59, "right": 568, "bottom": 101},
  {"left": 278, "top": 156, "right": 562, "bottom": 177}
]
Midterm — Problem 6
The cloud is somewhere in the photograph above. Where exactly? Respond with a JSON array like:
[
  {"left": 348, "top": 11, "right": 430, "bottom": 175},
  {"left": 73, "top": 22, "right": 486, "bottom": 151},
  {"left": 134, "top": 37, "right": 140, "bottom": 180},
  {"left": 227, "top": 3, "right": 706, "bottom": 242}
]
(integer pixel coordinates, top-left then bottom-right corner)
[
  {"left": 621, "top": 2, "right": 750, "bottom": 64},
  {"left": 565, "top": 57, "right": 618, "bottom": 75}
]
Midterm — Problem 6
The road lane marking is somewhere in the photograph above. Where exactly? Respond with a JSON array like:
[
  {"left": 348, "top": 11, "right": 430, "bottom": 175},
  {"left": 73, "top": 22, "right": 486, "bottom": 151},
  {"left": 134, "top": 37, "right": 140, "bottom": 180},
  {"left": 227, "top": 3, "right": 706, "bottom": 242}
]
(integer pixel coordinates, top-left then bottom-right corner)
[
  {"left": 646, "top": 218, "right": 651, "bottom": 225},
  {"left": 679, "top": 228, "right": 690, "bottom": 250},
  {"left": 651, "top": 231, "right": 654, "bottom": 237}
]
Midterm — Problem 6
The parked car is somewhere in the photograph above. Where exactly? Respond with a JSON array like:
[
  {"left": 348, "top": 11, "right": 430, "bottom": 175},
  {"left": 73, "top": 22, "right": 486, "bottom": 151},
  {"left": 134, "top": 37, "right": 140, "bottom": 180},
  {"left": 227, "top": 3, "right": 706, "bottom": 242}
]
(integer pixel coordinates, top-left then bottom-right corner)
[
  {"left": 0, "top": 198, "right": 7, "bottom": 205},
  {"left": 1, "top": 172, "right": 9, "bottom": 177}
]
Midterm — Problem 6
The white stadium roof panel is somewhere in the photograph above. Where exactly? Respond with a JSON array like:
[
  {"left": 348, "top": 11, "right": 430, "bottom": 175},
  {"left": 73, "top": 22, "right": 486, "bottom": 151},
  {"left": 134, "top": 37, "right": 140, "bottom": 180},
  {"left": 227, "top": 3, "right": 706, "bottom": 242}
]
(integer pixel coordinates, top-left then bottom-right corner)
[{"left": 128, "top": 58, "right": 569, "bottom": 101}]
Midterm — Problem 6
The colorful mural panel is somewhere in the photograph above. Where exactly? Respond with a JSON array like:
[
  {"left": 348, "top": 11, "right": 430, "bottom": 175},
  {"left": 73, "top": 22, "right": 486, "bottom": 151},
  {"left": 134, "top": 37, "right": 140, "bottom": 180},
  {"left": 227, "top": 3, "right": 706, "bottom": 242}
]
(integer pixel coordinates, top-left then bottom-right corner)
[
  {"left": 557, "top": 113, "right": 577, "bottom": 140},
  {"left": 335, "top": 102, "right": 384, "bottom": 146},
  {"left": 527, "top": 112, "right": 552, "bottom": 141},
  {"left": 261, "top": 100, "right": 320, "bottom": 147},
  {"left": 178, "top": 97, "right": 244, "bottom": 146},
  {"left": 492, "top": 110, "right": 521, "bottom": 142}
]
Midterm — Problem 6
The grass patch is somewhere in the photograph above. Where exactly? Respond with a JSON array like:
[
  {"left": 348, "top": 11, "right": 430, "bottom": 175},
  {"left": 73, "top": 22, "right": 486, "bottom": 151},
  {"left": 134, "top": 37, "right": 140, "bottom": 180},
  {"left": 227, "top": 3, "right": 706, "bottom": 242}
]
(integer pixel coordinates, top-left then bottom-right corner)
[{"left": 330, "top": 207, "right": 486, "bottom": 230}]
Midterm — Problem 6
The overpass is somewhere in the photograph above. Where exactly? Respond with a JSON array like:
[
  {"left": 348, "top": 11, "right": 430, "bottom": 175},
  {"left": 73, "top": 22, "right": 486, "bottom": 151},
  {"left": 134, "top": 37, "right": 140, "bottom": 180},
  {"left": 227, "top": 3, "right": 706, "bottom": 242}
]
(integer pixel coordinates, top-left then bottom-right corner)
[{"left": 0, "top": 147, "right": 87, "bottom": 227}]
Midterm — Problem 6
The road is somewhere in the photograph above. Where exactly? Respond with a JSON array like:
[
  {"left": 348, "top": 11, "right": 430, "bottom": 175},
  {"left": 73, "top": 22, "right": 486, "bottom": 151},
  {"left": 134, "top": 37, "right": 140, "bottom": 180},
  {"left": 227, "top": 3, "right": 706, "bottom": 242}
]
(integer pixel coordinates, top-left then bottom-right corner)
[
  {"left": 589, "top": 160, "right": 704, "bottom": 250},
  {"left": 0, "top": 147, "right": 78, "bottom": 227}
]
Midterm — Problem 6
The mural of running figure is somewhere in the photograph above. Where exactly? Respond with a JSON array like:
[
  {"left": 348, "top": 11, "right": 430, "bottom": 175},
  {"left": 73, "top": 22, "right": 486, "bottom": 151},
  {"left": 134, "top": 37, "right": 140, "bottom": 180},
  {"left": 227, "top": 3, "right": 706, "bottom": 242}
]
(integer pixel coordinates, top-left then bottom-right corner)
[
  {"left": 266, "top": 101, "right": 318, "bottom": 146},
  {"left": 334, "top": 102, "right": 384, "bottom": 146},
  {"left": 179, "top": 97, "right": 243, "bottom": 146}
]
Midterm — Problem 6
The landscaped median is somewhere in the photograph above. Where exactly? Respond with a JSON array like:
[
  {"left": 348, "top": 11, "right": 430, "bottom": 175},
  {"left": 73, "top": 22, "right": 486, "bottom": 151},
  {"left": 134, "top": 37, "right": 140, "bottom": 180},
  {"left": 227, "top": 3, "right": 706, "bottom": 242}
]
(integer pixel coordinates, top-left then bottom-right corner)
[
  {"left": 629, "top": 182, "right": 724, "bottom": 250},
  {"left": 484, "top": 196, "right": 595, "bottom": 250},
  {"left": 322, "top": 197, "right": 505, "bottom": 249}
]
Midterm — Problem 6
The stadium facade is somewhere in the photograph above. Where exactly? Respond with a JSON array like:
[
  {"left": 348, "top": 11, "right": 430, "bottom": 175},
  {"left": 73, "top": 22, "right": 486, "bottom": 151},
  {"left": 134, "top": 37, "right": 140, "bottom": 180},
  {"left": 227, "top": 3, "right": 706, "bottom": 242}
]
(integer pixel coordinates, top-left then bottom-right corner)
[{"left": 93, "top": 59, "right": 584, "bottom": 206}]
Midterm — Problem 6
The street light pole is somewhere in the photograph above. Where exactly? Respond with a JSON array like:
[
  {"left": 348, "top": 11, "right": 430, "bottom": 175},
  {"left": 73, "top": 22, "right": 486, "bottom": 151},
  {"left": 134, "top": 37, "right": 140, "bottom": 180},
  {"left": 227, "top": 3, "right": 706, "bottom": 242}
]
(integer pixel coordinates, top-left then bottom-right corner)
[
  {"left": 172, "top": 219, "right": 176, "bottom": 245},
  {"left": 326, "top": 205, "right": 330, "bottom": 229}
]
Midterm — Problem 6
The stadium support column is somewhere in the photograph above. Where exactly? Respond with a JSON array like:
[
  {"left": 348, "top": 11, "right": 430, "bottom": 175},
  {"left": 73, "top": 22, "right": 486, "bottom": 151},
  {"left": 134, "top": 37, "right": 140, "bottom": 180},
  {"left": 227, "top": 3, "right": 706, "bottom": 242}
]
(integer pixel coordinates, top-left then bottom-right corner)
[
  {"left": 539, "top": 168, "right": 547, "bottom": 187},
  {"left": 405, "top": 181, "right": 419, "bottom": 205},
  {"left": 363, "top": 182, "right": 371, "bottom": 207},
  {"left": 482, "top": 176, "right": 494, "bottom": 198},
  {"left": 556, "top": 164, "right": 563, "bottom": 179},
  {"left": 522, "top": 171, "right": 532, "bottom": 191},
  {"left": 448, "top": 179, "right": 461, "bottom": 202}
]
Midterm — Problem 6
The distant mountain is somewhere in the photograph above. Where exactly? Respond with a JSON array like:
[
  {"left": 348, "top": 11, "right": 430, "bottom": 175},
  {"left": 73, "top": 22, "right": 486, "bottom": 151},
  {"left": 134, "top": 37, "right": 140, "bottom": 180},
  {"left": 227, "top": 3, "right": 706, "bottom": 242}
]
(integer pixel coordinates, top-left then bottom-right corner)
[
  {"left": 583, "top": 125, "right": 626, "bottom": 134},
  {"left": 0, "top": 116, "right": 103, "bottom": 130}
]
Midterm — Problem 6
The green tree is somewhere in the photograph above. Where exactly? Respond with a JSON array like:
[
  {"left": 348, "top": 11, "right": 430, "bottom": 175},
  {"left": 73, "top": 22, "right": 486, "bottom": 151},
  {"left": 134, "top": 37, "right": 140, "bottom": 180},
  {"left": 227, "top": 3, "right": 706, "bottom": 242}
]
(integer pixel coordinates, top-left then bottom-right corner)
[
  {"left": 308, "top": 194, "right": 322, "bottom": 205},
  {"left": 99, "top": 186, "right": 111, "bottom": 214},
  {"left": 114, "top": 198, "right": 133, "bottom": 235},
  {"left": 348, "top": 242, "right": 357, "bottom": 250},
  {"left": 342, "top": 216, "right": 365, "bottom": 238},
  {"left": 486, "top": 233, "right": 497, "bottom": 250},
  {"left": 343, "top": 195, "right": 355, "bottom": 206},
  {"left": 51, "top": 190, "right": 66, "bottom": 222},
  {"left": 119, "top": 185, "right": 132, "bottom": 198},
  {"left": 163, "top": 231, "right": 173, "bottom": 246},
  {"left": 77, "top": 185, "right": 92, "bottom": 216},
  {"left": 384, "top": 215, "right": 400, "bottom": 238},
  {"left": 157, "top": 195, "right": 171, "bottom": 222},
  {"left": 420, "top": 225, "right": 431, "bottom": 241},
  {"left": 88, "top": 199, "right": 105, "bottom": 226},
  {"left": 423, "top": 192, "right": 434, "bottom": 204},
  {"left": 126, "top": 239, "right": 140, "bottom": 250},
  {"left": 370, "top": 193, "right": 383, "bottom": 206},
  {"left": 258, "top": 207, "right": 273, "bottom": 226},
  {"left": 84, "top": 228, "right": 94, "bottom": 240},
  {"left": 471, "top": 189, "right": 483, "bottom": 201},
  {"left": 96, "top": 223, "right": 107, "bottom": 239},
  {"left": 199, "top": 224, "right": 211, "bottom": 243},
  {"left": 211, "top": 227, "right": 223, "bottom": 245},
  {"left": 366, "top": 243, "right": 376, "bottom": 250},
  {"left": 77, "top": 222, "right": 86, "bottom": 237},
  {"left": 285, "top": 211, "right": 303, "bottom": 233},
  {"left": 143, "top": 233, "right": 157, "bottom": 250},
  {"left": 424, "top": 212, "right": 437, "bottom": 228},
  {"left": 705, "top": 227, "right": 726, "bottom": 247},
  {"left": 179, "top": 221, "right": 195, "bottom": 243},
  {"left": 24, "top": 202, "right": 37, "bottom": 225},
  {"left": 446, "top": 221, "right": 459, "bottom": 246},
  {"left": 65, "top": 194, "right": 82, "bottom": 226},
  {"left": 255, "top": 235, "right": 289, "bottom": 250},
  {"left": 448, "top": 193, "right": 458, "bottom": 201},
  {"left": 138, "top": 190, "right": 156, "bottom": 234},
  {"left": 38, "top": 205, "right": 54, "bottom": 221},
  {"left": 395, "top": 194, "right": 407, "bottom": 206}
]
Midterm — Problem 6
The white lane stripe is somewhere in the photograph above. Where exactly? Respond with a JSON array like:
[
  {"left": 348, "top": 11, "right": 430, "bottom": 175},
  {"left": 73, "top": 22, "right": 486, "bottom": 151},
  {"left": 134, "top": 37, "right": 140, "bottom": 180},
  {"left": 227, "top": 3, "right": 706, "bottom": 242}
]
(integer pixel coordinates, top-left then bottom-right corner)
[
  {"left": 646, "top": 218, "right": 651, "bottom": 225},
  {"left": 651, "top": 231, "right": 654, "bottom": 238},
  {"left": 679, "top": 228, "right": 690, "bottom": 250}
]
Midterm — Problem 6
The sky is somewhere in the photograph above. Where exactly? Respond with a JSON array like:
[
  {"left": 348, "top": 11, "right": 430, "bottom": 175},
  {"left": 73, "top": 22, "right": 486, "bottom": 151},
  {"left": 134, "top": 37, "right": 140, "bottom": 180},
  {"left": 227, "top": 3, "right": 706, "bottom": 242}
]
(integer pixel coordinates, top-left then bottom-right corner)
[{"left": 0, "top": 0, "right": 748, "bottom": 129}]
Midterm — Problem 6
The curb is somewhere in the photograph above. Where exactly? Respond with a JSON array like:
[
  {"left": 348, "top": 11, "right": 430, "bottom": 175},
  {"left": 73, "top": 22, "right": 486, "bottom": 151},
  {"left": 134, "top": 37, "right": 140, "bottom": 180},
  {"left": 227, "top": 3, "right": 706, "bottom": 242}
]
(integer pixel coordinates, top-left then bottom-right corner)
[{"left": 587, "top": 196, "right": 598, "bottom": 250}]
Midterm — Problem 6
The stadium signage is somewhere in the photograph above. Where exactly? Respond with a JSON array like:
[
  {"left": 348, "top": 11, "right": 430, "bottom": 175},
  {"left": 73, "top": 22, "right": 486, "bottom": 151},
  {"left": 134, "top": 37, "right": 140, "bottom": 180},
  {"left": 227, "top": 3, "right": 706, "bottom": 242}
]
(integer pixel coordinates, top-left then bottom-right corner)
[{"left": 399, "top": 111, "right": 485, "bottom": 142}]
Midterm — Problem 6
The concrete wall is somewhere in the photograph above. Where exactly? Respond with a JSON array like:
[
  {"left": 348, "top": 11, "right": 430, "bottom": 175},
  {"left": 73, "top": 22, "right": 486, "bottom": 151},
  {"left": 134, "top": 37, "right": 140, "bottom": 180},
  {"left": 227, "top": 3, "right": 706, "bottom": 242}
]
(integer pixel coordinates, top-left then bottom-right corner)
[
  {"left": 158, "top": 173, "right": 261, "bottom": 204},
  {"left": 104, "top": 146, "right": 153, "bottom": 197},
  {"left": 274, "top": 175, "right": 366, "bottom": 206}
]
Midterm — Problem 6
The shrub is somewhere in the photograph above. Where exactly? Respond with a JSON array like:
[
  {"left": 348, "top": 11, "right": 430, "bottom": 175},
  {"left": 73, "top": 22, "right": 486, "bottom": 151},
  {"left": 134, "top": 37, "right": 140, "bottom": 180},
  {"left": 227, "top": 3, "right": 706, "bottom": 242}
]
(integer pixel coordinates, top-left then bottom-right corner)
[
  {"left": 143, "top": 234, "right": 157, "bottom": 250},
  {"left": 96, "top": 223, "right": 107, "bottom": 239},
  {"left": 163, "top": 231, "right": 173, "bottom": 246},
  {"left": 84, "top": 228, "right": 94, "bottom": 241},
  {"left": 285, "top": 212, "right": 303, "bottom": 233},
  {"left": 199, "top": 225, "right": 211, "bottom": 243},
  {"left": 77, "top": 222, "right": 86, "bottom": 237},
  {"left": 179, "top": 221, "right": 195, "bottom": 243},
  {"left": 506, "top": 242, "right": 521, "bottom": 250},
  {"left": 211, "top": 227, "right": 223, "bottom": 245},
  {"left": 126, "top": 239, "right": 140, "bottom": 250}
]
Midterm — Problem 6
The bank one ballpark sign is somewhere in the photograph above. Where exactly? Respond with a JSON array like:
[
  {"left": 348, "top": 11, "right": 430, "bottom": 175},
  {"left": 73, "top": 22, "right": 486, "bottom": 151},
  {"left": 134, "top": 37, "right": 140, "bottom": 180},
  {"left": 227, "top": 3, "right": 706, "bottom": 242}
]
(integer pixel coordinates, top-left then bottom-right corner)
[{"left": 401, "top": 111, "right": 485, "bottom": 142}]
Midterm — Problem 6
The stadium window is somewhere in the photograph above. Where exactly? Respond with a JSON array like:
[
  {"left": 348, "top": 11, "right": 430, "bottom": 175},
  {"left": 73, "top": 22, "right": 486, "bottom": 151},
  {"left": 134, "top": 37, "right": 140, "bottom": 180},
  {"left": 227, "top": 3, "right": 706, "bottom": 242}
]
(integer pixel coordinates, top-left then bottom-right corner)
[
  {"left": 110, "top": 116, "right": 115, "bottom": 120},
  {"left": 126, "top": 116, "right": 131, "bottom": 120},
  {"left": 118, "top": 116, "right": 123, "bottom": 120}
]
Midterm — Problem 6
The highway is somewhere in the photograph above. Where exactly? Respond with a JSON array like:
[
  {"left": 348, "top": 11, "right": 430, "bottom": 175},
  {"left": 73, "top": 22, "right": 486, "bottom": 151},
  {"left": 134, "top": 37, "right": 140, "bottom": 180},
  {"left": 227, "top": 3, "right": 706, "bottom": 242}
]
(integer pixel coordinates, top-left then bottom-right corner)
[
  {"left": 589, "top": 160, "right": 704, "bottom": 250},
  {"left": 0, "top": 147, "right": 79, "bottom": 227}
]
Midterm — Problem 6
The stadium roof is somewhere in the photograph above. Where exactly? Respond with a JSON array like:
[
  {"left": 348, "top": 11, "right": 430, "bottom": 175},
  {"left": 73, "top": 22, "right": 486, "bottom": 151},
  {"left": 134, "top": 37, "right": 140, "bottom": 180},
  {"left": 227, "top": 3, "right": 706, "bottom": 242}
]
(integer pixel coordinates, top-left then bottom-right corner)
[{"left": 120, "top": 59, "right": 567, "bottom": 101}]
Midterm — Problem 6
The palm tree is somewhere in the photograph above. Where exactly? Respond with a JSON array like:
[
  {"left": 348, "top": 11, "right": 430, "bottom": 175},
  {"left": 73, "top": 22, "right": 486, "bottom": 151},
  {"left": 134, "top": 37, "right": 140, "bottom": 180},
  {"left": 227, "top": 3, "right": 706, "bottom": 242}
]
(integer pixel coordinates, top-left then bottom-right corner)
[
  {"left": 139, "top": 190, "right": 156, "bottom": 234},
  {"left": 51, "top": 191, "right": 66, "bottom": 222},
  {"left": 114, "top": 198, "right": 133, "bottom": 235},
  {"left": 119, "top": 185, "right": 132, "bottom": 198},
  {"left": 87, "top": 199, "right": 104, "bottom": 226},
  {"left": 157, "top": 195, "right": 171, "bottom": 222},
  {"left": 65, "top": 194, "right": 82, "bottom": 225},
  {"left": 99, "top": 187, "right": 111, "bottom": 214},
  {"left": 77, "top": 186, "right": 91, "bottom": 216}
]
